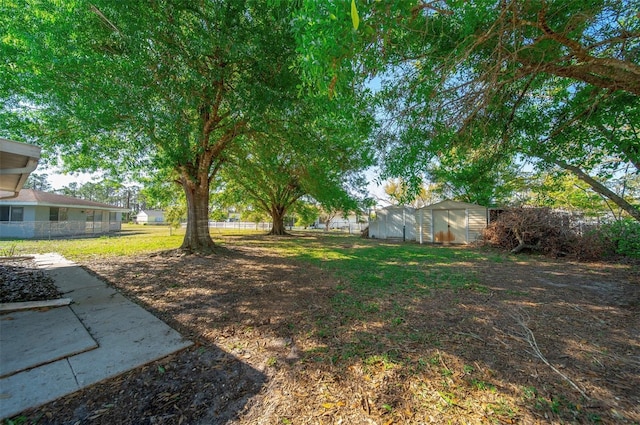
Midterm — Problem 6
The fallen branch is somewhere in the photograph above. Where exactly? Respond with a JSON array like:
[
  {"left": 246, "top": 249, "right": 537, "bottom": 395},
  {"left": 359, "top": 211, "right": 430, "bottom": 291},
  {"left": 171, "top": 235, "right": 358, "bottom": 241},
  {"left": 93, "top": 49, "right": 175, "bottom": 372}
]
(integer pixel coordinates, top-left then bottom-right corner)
[
  {"left": 510, "top": 242, "right": 541, "bottom": 254},
  {"left": 511, "top": 228, "right": 542, "bottom": 254},
  {"left": 509, "top": 309, "right": 590, "bottom": 400}
]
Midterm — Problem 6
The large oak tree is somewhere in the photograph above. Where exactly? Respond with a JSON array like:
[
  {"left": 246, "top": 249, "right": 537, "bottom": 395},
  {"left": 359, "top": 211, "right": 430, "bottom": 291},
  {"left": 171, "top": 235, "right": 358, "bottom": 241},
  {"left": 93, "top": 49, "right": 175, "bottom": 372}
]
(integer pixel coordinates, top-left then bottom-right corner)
[
  {"left": 219, "top": 97, "right": 375, "bottom": 235},
  {"left": 294, "top": 0, "right": 639, "bottom": 218},
  {"left": 1, "top": 0, "right": 302, "bottom": 252}
]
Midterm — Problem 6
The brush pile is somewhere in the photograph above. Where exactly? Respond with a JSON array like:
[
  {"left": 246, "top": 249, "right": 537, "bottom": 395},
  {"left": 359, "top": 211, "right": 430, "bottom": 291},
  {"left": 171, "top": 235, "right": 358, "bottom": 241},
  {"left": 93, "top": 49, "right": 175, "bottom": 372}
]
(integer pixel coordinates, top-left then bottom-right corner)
[{"left": 482, "top": 207, "right": 609, "bottom": 259}]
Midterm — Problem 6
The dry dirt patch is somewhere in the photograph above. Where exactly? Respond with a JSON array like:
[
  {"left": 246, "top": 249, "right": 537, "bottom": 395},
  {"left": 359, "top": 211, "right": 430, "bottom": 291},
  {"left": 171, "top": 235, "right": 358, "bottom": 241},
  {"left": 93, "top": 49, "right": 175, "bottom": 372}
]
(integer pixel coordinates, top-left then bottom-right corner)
[{"left": 7, "top": 240, "right": 640, "bottom": 424}]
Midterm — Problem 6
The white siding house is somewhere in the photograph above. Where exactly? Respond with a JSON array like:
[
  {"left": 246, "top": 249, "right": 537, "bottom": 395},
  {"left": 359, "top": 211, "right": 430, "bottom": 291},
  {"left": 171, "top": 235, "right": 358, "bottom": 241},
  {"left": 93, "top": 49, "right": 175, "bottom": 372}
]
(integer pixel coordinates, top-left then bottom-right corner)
[
  {"left": 368, "top": 206, "right": 416, "bottom": 240},
  {"left": 0, "top": 189, "right": 129, "bottom": 239},
  {"left": 135, "top": 210, "right": 165, "bottom": 225},
  {"left": 415, "top": 200, "right": 488, "bottom": 244}
]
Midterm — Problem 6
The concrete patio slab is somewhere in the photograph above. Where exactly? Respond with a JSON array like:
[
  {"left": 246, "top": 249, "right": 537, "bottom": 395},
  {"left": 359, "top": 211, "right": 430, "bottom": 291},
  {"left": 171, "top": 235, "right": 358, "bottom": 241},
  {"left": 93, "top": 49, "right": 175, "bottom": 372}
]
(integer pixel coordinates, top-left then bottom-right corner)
[
  {"left": 0, "top": 253, "right": 192, "bottom": 420},
  {"left": 0, "top": 360, "right": 80, "bottom": 414},
  {"left": 0, "top": 307, "right": 97, "bottom": 378}
]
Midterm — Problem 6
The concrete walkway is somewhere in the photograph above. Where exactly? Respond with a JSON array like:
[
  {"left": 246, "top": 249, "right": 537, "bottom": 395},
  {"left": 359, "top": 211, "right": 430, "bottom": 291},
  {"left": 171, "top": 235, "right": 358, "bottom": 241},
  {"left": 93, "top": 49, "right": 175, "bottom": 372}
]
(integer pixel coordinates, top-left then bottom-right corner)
[{"left": 0, "top": 254, "right": 192, "bottom": 420}]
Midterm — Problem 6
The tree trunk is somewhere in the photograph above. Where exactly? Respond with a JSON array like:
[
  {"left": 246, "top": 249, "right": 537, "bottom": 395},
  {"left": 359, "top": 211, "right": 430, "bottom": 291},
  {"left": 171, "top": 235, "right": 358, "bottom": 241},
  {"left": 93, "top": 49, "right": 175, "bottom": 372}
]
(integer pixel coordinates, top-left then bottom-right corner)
[
  {"left": 180, "top": 174, "right": 216, "bottom": 253},
  {"left": 551, "top": 159, "right": 640, "bottom": 223},
  {"left": 269, "top": 205, "right": 288, "bottom": 235}
]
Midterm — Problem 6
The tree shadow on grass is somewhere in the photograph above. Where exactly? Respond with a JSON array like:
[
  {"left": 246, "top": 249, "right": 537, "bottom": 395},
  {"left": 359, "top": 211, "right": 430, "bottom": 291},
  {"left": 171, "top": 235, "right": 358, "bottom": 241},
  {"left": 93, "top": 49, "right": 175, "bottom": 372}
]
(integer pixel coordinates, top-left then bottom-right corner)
[
  {"left": 4, "top": 259, "right": 268, "bottom": 425},
  {"left": 10, "top": 345, "right": 267, "bottom": 425},
  {"left": 73, "top": 240, "right": 640, "bottom": 424}
]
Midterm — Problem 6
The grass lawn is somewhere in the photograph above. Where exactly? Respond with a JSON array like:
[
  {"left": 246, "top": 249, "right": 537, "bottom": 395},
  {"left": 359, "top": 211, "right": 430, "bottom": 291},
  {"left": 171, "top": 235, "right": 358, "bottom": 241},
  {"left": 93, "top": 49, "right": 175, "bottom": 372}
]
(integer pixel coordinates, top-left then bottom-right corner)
[
  {"left": 0, "top": 224, "right": 187, "bottom": 260},
  {"left": 3, "top": 226, "right": 639, "bottom": 424}
]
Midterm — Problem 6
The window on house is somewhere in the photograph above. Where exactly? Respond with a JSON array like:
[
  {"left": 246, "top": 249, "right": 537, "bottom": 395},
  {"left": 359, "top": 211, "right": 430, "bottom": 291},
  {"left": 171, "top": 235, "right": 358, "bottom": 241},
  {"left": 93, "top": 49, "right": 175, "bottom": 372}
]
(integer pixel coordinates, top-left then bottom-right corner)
[
  {"left": 86, "top": 210, "right": 94, "bottom": 231},
  {"left": 0, "top": 206, "right": 23, "bottom": 221},
  {"left": 12, "top": 207, "right": 23, "bottom": 221},
  {"left": 49, "top": 207, "right": 69, "bottom": 222}
]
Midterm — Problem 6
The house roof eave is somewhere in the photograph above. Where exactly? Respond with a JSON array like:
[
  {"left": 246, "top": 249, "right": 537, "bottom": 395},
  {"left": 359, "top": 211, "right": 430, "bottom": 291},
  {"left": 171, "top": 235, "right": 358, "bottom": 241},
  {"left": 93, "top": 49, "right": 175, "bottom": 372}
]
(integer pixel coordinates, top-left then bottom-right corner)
[
  {"left": 0, "top": 189, "right": 130, "bottom": 212},
  {"left": 1, "top": 200, "right": 130, "bottom": 213},
  {"left": 0, "top": 139, "right": 42, "bottom": 199}
]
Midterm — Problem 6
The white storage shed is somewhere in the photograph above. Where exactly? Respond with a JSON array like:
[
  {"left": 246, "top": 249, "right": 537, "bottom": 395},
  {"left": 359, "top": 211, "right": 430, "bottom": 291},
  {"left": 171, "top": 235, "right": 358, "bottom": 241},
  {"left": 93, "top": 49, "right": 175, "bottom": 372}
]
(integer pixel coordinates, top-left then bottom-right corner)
[
  {"left": 135, "top": 210, "right": 165, "bottom": 225},
  {"left": 415, "top": 200, "right": 487, "bottom": 244},
  {"left": 368, "top": 206, "right": 416, "bottom": 240}
]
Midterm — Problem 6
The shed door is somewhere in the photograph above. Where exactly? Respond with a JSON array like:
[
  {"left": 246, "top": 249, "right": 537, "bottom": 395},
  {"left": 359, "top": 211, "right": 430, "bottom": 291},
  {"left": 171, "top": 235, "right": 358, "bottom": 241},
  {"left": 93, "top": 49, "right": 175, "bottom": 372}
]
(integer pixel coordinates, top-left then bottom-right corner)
[{"left": 433, "top": 209, "right": 466, "bottom": 243}]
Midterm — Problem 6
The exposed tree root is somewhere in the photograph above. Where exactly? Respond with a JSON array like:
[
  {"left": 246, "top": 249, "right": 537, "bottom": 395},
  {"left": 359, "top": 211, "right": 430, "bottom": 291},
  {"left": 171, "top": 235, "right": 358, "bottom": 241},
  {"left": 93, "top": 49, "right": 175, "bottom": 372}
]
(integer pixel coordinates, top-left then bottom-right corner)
[
  {"left": 266, "top": 230, "right": 292, "bottom": 236},
  {"left": 153, "top": 245, "right": 233, "bottom": 257}
]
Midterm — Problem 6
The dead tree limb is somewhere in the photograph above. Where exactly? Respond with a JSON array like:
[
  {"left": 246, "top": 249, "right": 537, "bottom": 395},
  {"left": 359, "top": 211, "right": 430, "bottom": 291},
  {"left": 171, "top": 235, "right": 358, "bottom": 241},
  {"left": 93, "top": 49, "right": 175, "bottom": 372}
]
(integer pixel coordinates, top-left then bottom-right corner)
[{"left": 509, "top": 309, "right": 590, "bottom": 400}]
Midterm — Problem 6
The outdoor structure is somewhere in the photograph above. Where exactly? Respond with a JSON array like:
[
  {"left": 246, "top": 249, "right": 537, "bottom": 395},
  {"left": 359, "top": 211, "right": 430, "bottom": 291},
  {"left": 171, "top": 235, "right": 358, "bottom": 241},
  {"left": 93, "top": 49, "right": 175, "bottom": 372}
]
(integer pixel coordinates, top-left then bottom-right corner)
[
  {"left": 368, "top": 206, "right": 416, "bottom": 240},
  {"left": 415, "top": 200, "right": 488, "bottom": 244},
  {"left": 0, "top": 138, "right": 41, "bottom": 199},
  {"left": 0, "top": 189, "right": 130, "bottom": 239},
  {"left": 135, "top": 210, "right": 165, "bottom": 225}
]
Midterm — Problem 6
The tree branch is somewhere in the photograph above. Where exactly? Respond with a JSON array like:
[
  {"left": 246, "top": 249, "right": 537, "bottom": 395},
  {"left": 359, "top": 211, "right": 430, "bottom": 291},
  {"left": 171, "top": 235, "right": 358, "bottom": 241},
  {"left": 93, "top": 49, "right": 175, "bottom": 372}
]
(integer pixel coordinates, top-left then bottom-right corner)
[
  {"left": 549, "top": 158, "right": 640, "bottom": 222},
  {"left": 509, "top": 308, "right": 590, "bottom": 400}
]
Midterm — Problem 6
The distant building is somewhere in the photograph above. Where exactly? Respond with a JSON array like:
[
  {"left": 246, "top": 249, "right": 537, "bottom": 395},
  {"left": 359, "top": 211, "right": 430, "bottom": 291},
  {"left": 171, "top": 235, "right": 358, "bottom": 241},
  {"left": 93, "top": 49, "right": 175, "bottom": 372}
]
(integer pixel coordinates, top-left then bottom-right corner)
[
  {"left": 318, "top": 212, "right": 366, "bottom": 231},
  {"left": 135, "top": 210, "right": 165, "bottom": 225},
  {"left": 0, "top": 189, "right": 130, "bottom": 239}
]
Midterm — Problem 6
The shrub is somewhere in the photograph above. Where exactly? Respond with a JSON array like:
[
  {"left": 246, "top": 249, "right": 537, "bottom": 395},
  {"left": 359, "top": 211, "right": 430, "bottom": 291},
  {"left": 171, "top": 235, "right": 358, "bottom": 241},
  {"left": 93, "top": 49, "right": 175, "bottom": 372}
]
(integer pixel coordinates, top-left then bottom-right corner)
[{"left": 599, "top": 219, "right": 640, "bottom": 258}]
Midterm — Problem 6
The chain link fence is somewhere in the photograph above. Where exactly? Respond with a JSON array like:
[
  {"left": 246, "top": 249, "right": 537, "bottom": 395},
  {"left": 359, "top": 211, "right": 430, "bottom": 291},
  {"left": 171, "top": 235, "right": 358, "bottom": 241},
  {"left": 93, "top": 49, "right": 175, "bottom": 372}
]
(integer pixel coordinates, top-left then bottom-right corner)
[{"left": 0, "top": 221, "right": 122, "bottom": 239}]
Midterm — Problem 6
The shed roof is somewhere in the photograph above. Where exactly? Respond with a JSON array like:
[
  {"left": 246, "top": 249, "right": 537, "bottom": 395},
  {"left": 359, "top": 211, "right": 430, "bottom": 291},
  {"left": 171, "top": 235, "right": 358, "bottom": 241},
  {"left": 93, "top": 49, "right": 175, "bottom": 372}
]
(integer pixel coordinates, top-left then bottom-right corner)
[
  {"left": 420, "top": 200, "right": 486, "bottom": 210},
  {"left": 377, "top": 205, "right": 416, "bottom": 212},
  {"left": 136, "top": 210, "right": 164, "bottom": 218},
  {"left": 0, "top": 189, "right": 130, "bottom": 212}
]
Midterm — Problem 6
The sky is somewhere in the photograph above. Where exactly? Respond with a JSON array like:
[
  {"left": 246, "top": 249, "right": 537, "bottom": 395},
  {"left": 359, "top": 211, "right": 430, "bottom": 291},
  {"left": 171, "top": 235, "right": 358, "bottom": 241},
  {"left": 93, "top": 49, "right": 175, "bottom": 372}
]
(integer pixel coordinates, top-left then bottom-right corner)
[
  {"left": 42, "top": 166, "right": 392, "bottom": 206},
  {"left": 46, "top": 169, "right": 98, "bottom": 190}
]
